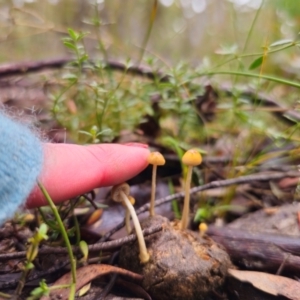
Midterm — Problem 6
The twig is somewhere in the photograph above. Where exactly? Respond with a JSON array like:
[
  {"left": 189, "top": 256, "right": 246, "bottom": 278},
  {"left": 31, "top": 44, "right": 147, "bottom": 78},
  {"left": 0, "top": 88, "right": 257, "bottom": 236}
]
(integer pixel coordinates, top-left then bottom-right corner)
[
  {"left": 0, "top": 58, "right": 70, "bottom": 78},
  {"left": 0, "top": 225, "right": 162, "bottom": 261},
  {"left": 0, "top": 261, "right": 69, "bottom": 289},
  {"left": 100, "top": 170, "right": 300, "bottom": 241},
  {"left": 0, "top": 58, "right": 167, "bottom": 81}
]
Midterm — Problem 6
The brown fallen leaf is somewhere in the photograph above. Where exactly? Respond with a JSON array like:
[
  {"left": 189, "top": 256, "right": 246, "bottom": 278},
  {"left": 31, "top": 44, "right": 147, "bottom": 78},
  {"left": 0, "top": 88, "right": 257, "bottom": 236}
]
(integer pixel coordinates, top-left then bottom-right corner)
[
  {"left": 228, "top": 269, "right": 300, "bottom": 300},
  {"left": 41, "top": 264, "right": 143, "bottom": 300},
  {"left": 116, "top": 278, "right": 152, "bottom": 300}
]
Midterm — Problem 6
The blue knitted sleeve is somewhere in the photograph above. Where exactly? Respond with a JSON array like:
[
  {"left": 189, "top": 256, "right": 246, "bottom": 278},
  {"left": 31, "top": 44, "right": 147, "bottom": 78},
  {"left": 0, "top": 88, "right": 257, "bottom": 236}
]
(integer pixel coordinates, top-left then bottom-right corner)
[{"left": 0, "top": 113, "right": 43, "bottom": 225}]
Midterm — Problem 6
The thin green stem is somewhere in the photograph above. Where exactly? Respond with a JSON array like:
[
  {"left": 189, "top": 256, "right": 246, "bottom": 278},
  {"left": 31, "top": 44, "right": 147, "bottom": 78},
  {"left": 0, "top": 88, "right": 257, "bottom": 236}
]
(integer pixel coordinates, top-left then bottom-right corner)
[
  {"left": 138, "top": 0, "right": 157, "bottom": 65},
  {"left": 14, "top": 264, "right": 30, "bottom": 296},
  {"left": 38, "top": 182, "right": 77, "bottom": 300},
  {"left": 52, "top": 81, "right": 76, "bottom": 124},
  {"left": 38, "top": 207, "right": 59, "bottom": 231},
  {"left": 93, "top": 0, "right": 108, "bottom": 61},
  {"left": 196, "top": 70, "right": 300, "bottom": 89},
  {"left": 211, "top": 42, "right": 297, "bottom": 71},
  {"left": 0, "top": 292, "right": 11, "bottom": 299},
  {"left": 242, "top": 0, "right": 264, "bottom": 54},
  {"left": 233, "top": 0, "right": 264, "bottom": 86},
  {"left": 168, "top": 179, "right": 181, "bottom": 219},
  {"left": 73, "top": 214, "right": 81, "bottom": 246}
]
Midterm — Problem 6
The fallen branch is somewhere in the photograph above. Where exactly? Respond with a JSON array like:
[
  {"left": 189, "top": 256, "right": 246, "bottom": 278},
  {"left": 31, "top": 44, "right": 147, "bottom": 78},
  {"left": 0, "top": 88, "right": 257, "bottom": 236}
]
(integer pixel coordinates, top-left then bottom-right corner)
[
  {"left": 0, "top": 58, "right": 299, "bottom": 124},
  {"left": 101, "top": 170, "right": 300, "bottom": 241},
  {"left": 0, "top": 58, "right": 70, "bottom": 78},
  {"left": 0, "top": 260, "right": 69, "bottom": 289},
  {"left": 207, "top": 226, "right": 300, "bottom": 274},
  {"left": 0, "top": 225, "right": 162, "bottom": 261},
  {"left": 0, "top": 57, "right": 167, "bottom": 81}
]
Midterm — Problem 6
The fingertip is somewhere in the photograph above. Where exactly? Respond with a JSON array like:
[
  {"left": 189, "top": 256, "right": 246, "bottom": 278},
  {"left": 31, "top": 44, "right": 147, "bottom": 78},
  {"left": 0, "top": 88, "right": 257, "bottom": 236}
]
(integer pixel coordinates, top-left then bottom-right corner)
[
  {"left": 26, "top": 143, "right": 150, "bottom": 208},
  {"left": 124, "top": 142, "right": 149, "bottom": 149}
]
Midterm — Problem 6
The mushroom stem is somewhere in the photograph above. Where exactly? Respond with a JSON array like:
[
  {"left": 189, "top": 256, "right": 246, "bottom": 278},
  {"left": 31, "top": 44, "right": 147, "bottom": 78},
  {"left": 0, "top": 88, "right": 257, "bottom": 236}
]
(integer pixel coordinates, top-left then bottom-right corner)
[
  {"left": 150, "top": 164, "right": 157, "bottom": 217},
  {"left": 125, "top": 209, "right": 131, "bottom": 234},
  {"left": 180, "top": 166, "right": 193, "bottom": 230},
  {"left": 120, "top": 191, "right": 150, "bottom": 264},
  {"left": 147, "top": 152, "right": 165, "bottom": 217},
  {"left": 124, "top": 196, "right": 135, "bottom": 235}
]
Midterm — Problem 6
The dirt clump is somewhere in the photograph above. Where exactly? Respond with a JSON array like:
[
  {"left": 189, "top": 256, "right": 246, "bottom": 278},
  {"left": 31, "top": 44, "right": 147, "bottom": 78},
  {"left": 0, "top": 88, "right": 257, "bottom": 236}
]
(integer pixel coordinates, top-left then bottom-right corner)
[{"left": 119, "top": 215, "right": 231, "bottom": 300}]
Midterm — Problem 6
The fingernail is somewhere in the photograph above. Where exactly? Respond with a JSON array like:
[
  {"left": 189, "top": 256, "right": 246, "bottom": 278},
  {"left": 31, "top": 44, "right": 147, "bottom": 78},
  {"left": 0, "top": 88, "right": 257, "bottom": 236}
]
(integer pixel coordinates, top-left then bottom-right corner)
[{"left": 125, "top": 142, "right": 149, "bottom": 149}]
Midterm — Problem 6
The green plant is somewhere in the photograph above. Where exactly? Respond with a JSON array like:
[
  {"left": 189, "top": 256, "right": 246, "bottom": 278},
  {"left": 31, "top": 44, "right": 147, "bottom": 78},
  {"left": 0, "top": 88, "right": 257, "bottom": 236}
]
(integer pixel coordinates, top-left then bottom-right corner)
[
  {"left": 194, "top": 204, "right": 245, "bottom": 223},
  {"left": 38, "top": 182, "right": 77, "bottom": 300},
  {"left": 15, "top": 224, "right": 48, "bottom": 297},
  {"left": 27, "top": 279, "right": 50, "bottom": 300}
]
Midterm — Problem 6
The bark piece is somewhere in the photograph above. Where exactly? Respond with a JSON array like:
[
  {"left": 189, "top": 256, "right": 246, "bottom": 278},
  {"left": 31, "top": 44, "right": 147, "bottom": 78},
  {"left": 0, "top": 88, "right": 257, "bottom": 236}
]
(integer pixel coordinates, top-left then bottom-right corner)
[{"left": 207, "top": 226, "right": 300, "bottom": 274}]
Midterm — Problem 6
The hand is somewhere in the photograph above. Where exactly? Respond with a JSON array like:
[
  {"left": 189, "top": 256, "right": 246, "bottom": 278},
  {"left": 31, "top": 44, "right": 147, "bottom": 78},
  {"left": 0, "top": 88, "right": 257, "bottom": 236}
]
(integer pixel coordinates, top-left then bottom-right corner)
[{"left": 26, "top": 143, "right": 149, "bottom": 208}]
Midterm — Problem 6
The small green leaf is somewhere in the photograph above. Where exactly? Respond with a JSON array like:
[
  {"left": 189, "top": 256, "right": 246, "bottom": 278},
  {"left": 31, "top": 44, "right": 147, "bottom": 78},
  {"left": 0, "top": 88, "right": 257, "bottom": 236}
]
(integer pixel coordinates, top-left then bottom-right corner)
[
  {"left": 79, "top": 54, "right": 89, "bottom": 63},
  {"left": 36, "top": 223, "right": 48, "bottom": 241},
  {"left": 63, "top": 41, "right": 77, "bottom": 51},
  {"left": 270, "top": 39, "right": 293, "bottom": 47},
  {"left": 39, "top": 223, "right": 48, "bottom": 236},
  {"left": 30, "top": 287, "right": 43, "bottom": 296},
  {"left": 68, "top": 28, "right": 79, "bottom": 41},
  {"left": 215, "top": 44, "right": 238, "bottom": 55},
  {"left": 78, "top": 32, "right": 89, "bottom": 41},
  {"left": 62, "top": 73, "right": 78, "bottom": 82},
  {"left": 249, "top": 56, "right": 263, "bottom": 70},
  {"left": 26, "top": 261, "right": 35, "bottom": 270},
  {"left": 79, "top": 240, "right": 89, "bottom": 261},
  {"left": 78, "top": 130, "right": 92, "bottom": 137},
  {"left": 90, "top": 125, "right": 98, "bottom": 136},
  {"left": 96, "top": 128, "right": 113, "bottom": 137}
]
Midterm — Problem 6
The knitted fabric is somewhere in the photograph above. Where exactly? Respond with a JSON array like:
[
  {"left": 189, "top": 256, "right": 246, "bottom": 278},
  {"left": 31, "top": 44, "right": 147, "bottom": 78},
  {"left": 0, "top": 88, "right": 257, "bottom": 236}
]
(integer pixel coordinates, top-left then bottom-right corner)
[{"left": 0, "top": 113, "right": 43, "bottom": 225}]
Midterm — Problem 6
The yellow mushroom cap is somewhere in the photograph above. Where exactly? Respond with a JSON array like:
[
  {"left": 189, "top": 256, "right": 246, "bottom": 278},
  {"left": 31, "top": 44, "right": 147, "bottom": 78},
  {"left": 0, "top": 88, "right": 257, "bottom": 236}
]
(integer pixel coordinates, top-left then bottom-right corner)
[
  {"left": 199, "top": 222, "right": 208, "bottom": 234},
  {"left": 128, "top": 195, "right": 135, "bottom": 205},
  {"left": 182, "top": 149, "right": 202, "bottom": 166},
  {"left": 111, "top": 183, "right": 130, "bottom": 203},
  {"left": 147, "top": 152, "right": 166, "bottom": 166}
]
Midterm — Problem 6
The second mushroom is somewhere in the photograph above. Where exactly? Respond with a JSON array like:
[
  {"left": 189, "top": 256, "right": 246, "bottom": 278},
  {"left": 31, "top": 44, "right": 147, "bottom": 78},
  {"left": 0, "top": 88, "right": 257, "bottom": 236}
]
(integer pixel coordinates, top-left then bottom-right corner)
[
  {"left": 147, "top": 152, "right": 165, "bottom": 217},
  {"left": 180, "top": 149, "right": 202, "bottom": 230},
  {"left": 111, "top": 183, "right": 150, "bottom": 264}
]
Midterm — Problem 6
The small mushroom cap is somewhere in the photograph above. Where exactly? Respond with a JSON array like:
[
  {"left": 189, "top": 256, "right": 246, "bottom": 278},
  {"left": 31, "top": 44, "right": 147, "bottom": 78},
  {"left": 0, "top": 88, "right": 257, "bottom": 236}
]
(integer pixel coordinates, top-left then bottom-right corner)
[
  {"left": 111, "top": 183, "right": 130, "bottom": 203},
  {"left": 147, "top": 151, "right": 166, "bottom": 166},
  {"left": 182, "top": 149, "right": 202, "bottom": 166},
  {"left": 199, "top": 222, "right": 208, "bottom": 234},
  {"left": 128, "top": 195, "right": 135, "bottom": 205}
]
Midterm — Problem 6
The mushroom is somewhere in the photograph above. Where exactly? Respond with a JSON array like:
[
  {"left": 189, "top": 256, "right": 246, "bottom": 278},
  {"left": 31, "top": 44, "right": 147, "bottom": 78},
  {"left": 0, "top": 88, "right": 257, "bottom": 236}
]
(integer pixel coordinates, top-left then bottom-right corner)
[
  {"left": 199, "top": 222, "right": 208, "bottom": 237},
  {"left": 147, "top": 152, "right": 166, "bottom": 216},
  {"left": 124, "top": 196, "right": 135, "bottom": 234},
  {"left": 180, "top": 149, "right": 202, "bottom": 230},
  {"left": 111, "top": 183, "right": 150, "bottom": 264}
]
